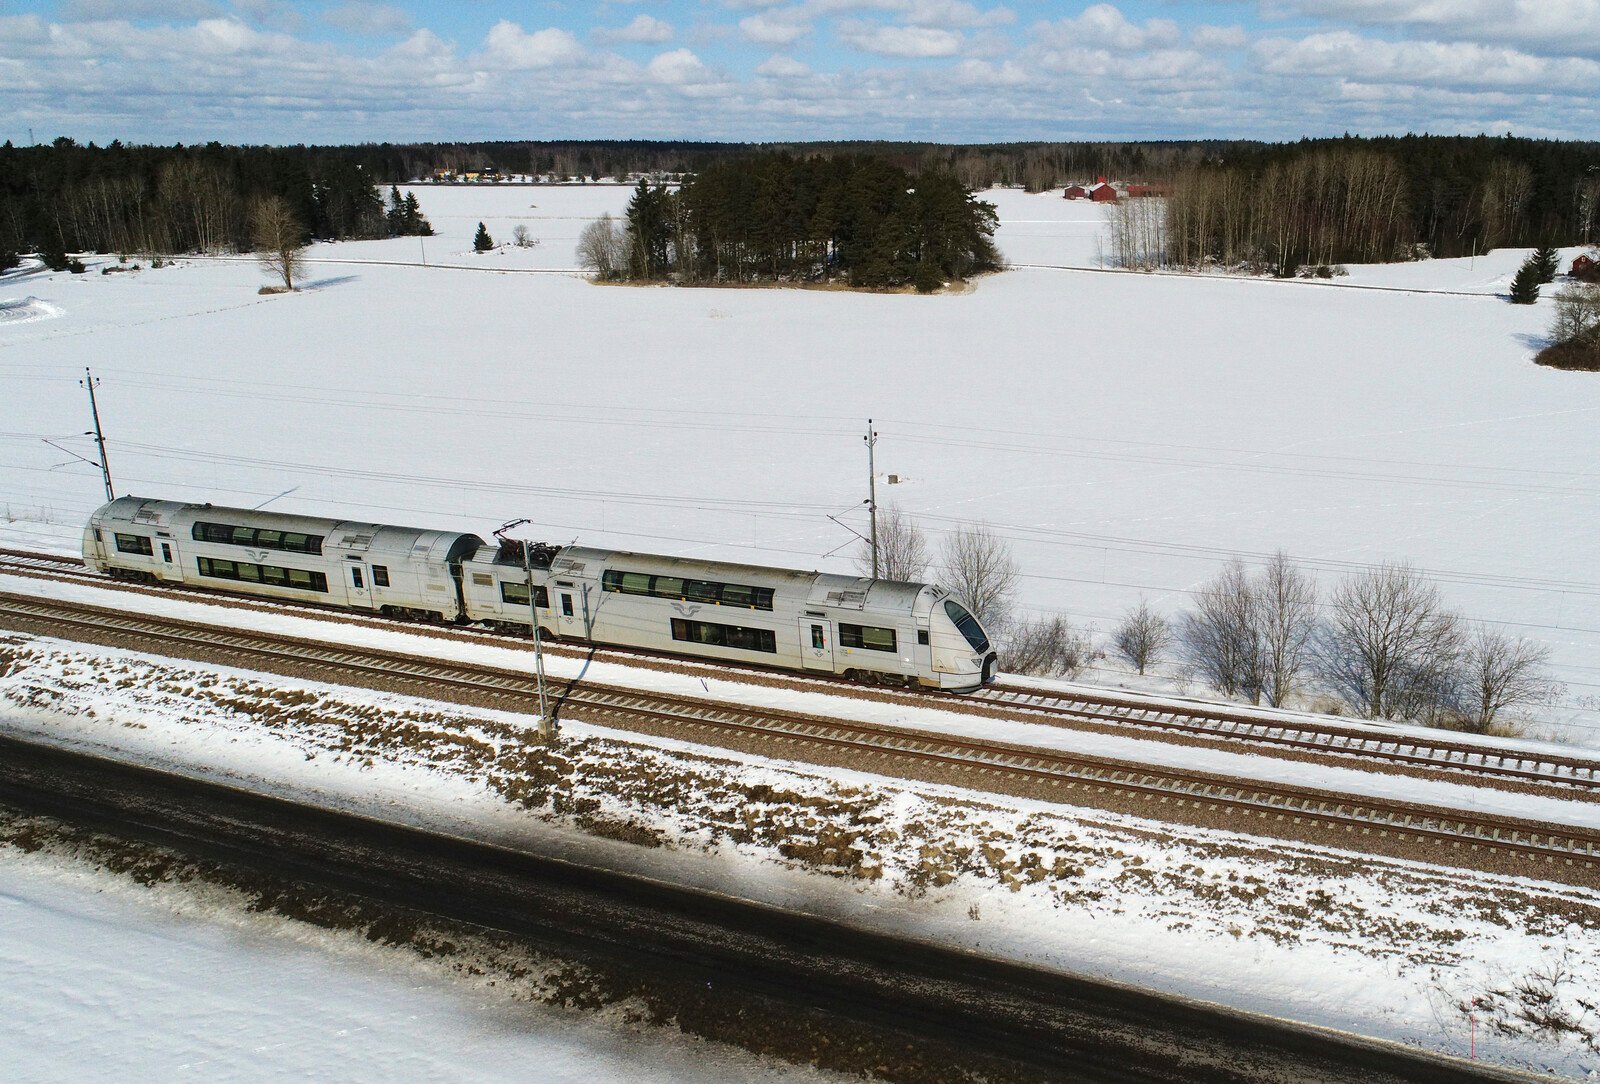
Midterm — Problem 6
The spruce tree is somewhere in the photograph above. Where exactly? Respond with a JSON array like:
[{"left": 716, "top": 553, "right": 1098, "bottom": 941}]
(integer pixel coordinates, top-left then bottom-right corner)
[
  {"left": 1509, "top": 255, "right": 1541, "bottom": 304},
  {"left": 473, "top": 222, "right": 493, "bottom": 252},
  {"left": 1532, "top": 245, "right": 1559, "bottom": 283}
]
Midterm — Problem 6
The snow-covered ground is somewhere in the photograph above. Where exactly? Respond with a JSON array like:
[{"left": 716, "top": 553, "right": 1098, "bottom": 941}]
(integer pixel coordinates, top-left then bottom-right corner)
[
  {"left": 0, "top": 849, "right": 833, "bottom": 1084},
  {"left": 3, "top": 628, "right": 1596, "bottom": 1079},
  {"left": 2, "top": 183, "right": 1598, "bottom": 1076},
  {"left": 2, "top": 185, "right": 1594, "bottom": 747}
]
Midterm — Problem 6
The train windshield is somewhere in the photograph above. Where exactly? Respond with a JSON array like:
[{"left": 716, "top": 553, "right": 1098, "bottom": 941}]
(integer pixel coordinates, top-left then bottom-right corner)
[{"left": 943, "top": 600, "right": 990, "bottom": 653}]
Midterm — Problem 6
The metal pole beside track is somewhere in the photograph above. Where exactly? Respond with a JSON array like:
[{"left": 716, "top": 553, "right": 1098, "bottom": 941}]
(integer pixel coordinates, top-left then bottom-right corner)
[
  {"left": 865, "top": 419, "right": 879, "bottom": 579},
  {"left": 523, "top": 542, "right": 554, "bottom": 738}
]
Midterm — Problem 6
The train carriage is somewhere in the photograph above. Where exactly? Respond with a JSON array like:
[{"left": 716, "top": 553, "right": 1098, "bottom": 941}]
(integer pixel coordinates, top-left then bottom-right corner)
[
  {"left": 84, "top": 497, "right": 482, "bottom": 622},
  {"left": 86, "top": 497, "right": 999, "bottom": 690}
]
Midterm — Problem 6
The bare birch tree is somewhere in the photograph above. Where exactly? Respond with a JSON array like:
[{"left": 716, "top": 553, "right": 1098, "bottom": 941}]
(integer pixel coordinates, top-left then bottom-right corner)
[
  {"left": 938, "top": 524, "right": 1019, "bottom": 628},
  {"left": 1006, "top": 615, "right": 1097, "bottom": 678},
  {"left": 250, "top": 195, "right": 306, "bottom": 292},
  {"left": 1457, "top": 626, "right": 1556, "bottom": 733},
  {"left": 1319, "top": 562, "right": 1462, "bottom": 720},
  {"left": 1180, "top": 559, "right": 1262, "bottom": 700},
  {"left": 1256, "top": 551, "right": 1318, "bottom": 707},
  {"left": 1113, "top": 598, "right": 1171, "bottom": 675},
  {"left": 853, "top": 504, "right": 930, "bottom": 582},
  {"left": 576, "top": 213, "right": 628, "bottom": 280}
]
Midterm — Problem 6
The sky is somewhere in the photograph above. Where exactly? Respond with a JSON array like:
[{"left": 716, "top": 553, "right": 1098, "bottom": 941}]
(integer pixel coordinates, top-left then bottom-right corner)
[{"left": 1, "top": 0, "right": 1597, "bottom": 146}]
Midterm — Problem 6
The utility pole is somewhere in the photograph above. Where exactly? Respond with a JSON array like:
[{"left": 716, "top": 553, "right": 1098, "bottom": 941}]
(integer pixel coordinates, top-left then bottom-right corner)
[
  {"left": 864, "top": 418, "right": 879, "bottom": 579},
  {"left": 80, "top": 368, "right": 114, "bottom": 501},
  {"left": 522, "top": 539, "right": 554, "bottom": 738}
]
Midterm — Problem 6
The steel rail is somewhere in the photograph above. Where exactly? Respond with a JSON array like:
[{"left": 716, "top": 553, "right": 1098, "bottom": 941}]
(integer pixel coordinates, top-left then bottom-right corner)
[
  {"left": 4, "top": 548, "right": 1598, "bottom": 797},
  {"left": 1, "top": 591, "right": 1597, "bottom": 885}
]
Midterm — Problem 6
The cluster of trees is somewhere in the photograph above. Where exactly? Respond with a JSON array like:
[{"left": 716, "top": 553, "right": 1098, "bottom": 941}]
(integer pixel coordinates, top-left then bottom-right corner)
[
  {"left": 1538, "top": 275, "right": 1600, "bottom": 370},
  {"left": 1107, "top": 136, "right": 1600, "bottom": 273},
  {"left": 1509, "top": 246, "right": 1560, "bottom": 303},
  {"left": 0, "top": 138, "right": 432, "bottom": 265},
  {"left": 578, "top": 157, "right": 1001, "bottom": 290},
  {"left": 864, "top": 511, "right": 1557, "bottom": 733}
]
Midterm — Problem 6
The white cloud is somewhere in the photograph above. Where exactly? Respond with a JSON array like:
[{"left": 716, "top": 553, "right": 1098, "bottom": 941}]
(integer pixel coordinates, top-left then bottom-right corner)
[
  {"left": 1191, "top": 24, "right": 1248, "bottom": 51},
  {"left": 322, "top": 2, "right": 409, "bottom": 37},
  {"left": 1033, "top": 4, "right": 1179, "bottom": 52},
  {"left": 595, "top": 14, "right": 674, "bottom": 45},
  {"left": 756, "top": 54, "right": 812, "bottom": 76},
  {"left": 739, "top": 10, "right": 811, "bottom": 46},
  {"left": 1268, "top": 0, "right": 1600, "bottom": 58},
  {"left": 1254, "top": 30, "right": 1600, "bottom": 91},
  {"left": 838, "top": 21, "right": 962, "bottom": 56},
  {"left": 901, "top": 1, "right": 1013, "bottom": 29},
  {"left": 480, "top": 21, "right": 586, "bottom": 70},
  {"left": 647, "top": 47, "right": 717, "bottom": 84}
]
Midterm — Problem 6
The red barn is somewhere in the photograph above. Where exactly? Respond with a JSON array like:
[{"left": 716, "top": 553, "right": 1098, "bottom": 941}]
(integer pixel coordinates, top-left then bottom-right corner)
[
  {"left": 1089, "top": 176, "right": 1119, "bottom": 202},
  {"left": 1062, "top": 185, "right": 1089, "bottom": 200},
  {"left": 1125, "top": 183, "right": 1170, "bottom": 198}
]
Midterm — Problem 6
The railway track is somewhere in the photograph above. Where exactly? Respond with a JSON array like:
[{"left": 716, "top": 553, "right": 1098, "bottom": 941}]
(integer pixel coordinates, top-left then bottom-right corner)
[
  {"left": 5, "top": 546, "right": 1600, "bottom": 798},
  {"left": 1, "top": 590, "right": 1598, "bottom": 887}
]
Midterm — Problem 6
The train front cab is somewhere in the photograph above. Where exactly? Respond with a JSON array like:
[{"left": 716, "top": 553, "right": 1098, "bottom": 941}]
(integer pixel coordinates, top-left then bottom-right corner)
[
  {"left": 921, "top": 591, "right": 999, "bottom": 691},
  {"left": 84, "top": 496, "right": 189, "bottom": 583}
]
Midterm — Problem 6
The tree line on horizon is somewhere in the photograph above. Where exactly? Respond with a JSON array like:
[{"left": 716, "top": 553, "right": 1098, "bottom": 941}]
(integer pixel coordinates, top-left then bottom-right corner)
[
  {"left": 0, "top": 137, "right": 433, "bottom": 270},
  {"left": 586, "top": 155, "right": 1002, "bottom": 290}
]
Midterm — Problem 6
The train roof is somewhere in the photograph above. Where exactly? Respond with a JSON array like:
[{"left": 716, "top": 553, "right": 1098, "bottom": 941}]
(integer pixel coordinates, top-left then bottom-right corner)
[
  {"left": 89, "top": 497, "right": 483, "bottom": 562},
  {"left": 473, "top": 542, "right": 938, "bottom": 612}
]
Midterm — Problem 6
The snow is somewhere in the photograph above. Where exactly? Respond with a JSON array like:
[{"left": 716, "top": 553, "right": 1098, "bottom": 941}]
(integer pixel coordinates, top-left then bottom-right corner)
[
  {"left": 5, "top": 569, "right": 1596, "bottom": 831},
  {"left": 1, "top": 184, "right": 1594, "bottom": 747},
  {"left": 2, "top": 181, "right": 1599, "bottom": 1075},
  {"left": 0, "top": 851, "right": 835, "bottom": 1084},
  {"left": 2, "top": 633, "right": 1597, "bottom": 1079}
]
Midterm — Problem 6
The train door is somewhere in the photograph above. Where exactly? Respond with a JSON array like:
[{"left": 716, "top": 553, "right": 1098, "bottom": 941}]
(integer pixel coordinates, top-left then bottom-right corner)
[
  {"left": 798, "top": 618, "right": 833, "bottom": 672},
  {"left": 556, "top": 586, "right": 579, "bottom": 637},
  {"left": 347, "top": 562, "right": 373, "bottom": 610}
]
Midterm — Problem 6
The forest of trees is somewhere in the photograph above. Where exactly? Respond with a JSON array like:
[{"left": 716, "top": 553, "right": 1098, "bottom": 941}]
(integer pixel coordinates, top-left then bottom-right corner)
[
  {"left": 604, "top": 156, "right": 1001, "bottom": 289},
  {"left": 0, "top": 138, "right": 432, "bottom": 267},
  {"left": 1109, "top": 136, "right": 1600, "bottom": 273},
  {"left": 4, "top": 134, "right": 1597, "bottom": 275}
]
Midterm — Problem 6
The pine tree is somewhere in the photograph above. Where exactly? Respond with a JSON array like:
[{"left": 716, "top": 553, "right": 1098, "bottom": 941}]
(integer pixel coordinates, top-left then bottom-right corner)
[
  {"left": 1509, "top": 255, "right": 1541, "bottom": 304},
  {"left": 473, "top": 222, "right": 493, "bottom": 252},
  {"left": 1532, "top": 245, "right": 1559, "bottom": 283}
]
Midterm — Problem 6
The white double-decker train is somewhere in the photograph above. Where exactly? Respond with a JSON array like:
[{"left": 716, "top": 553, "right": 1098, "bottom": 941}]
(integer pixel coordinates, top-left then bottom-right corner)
[{"left": 83, "top": 497, "right": 1000, "bottom": 690}]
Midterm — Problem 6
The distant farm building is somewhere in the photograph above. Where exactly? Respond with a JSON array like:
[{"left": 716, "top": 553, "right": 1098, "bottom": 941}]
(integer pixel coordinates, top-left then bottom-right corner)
[
  {"left": 1062, "top": 184, "right": 1089, "bottom": 200},
  {"left": 1089, "top": 177, "right": 1119, "bottom": 202},
  {"left": 1125, "top": 183, "right": 1171, "bottom": 198}
]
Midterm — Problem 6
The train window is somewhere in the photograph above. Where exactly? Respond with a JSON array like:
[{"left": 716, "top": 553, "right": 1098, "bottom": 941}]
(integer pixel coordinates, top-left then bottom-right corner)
[
  {"left": 943, "top": 601, "right": 990, "bottom": 653},
  {"left": 811, "top": 625, "right": 825, "bottom": 650},
  {"left": 351, "top": 568, "right": 364, "bottom": 589},
  {"left": 472, "top": 573, "right": 493, "bottom": 587},
  {"left": 114, "top": 533, "right": 153, "bottom": 556},
  {"left": 562, "top": 594, "right": 574, "bottom": 617},
  {"left": 603, "top": 569, "right": 774, "bottom": 611},
  {"left": 685, "top": 580, "right": 721, "bottom": 603},
  {"left": 839, "top": 623, "right": 897, "bottom": 653},
  {"left": 500, "top": 581, "right": 550, "bottom": 608},
  {"left": 372, "top": 566, "right": 390, "bottom": 588},
  {"left": 196, "top": 556, "right": 326, "bottom": 593},
  {"left": 191, "top": 522, "right": 324, "bottom": 556},
  {"left": 670, "top": 618, "right": 777, "bottom": 653},
  {"left": 918, "top": 630, "right": 929, "bottom": 646}
]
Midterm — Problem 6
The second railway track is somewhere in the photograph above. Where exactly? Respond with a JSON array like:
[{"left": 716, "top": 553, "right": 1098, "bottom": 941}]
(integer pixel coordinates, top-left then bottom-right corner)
[
  {"left": 1, "top": 589, "right": 1597, "bottom": 887},
  {"left": 5, "top": 546, "right": 1600, "bottom": 797}
]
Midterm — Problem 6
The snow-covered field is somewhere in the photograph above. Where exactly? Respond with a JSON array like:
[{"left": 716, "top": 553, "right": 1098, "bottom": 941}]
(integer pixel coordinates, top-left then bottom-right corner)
[
  {"left": 2, "top": 184, "right": 1594, "bottom": 744},
  {"left": 2, "top": 183, "right": 1599, "bottom": 1077}
]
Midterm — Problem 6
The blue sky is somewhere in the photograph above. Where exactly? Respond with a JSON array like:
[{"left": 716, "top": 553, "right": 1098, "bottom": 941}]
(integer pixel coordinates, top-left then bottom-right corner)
[{"left": 1, "top": 0, "right": 1596, "bottom": 144}]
